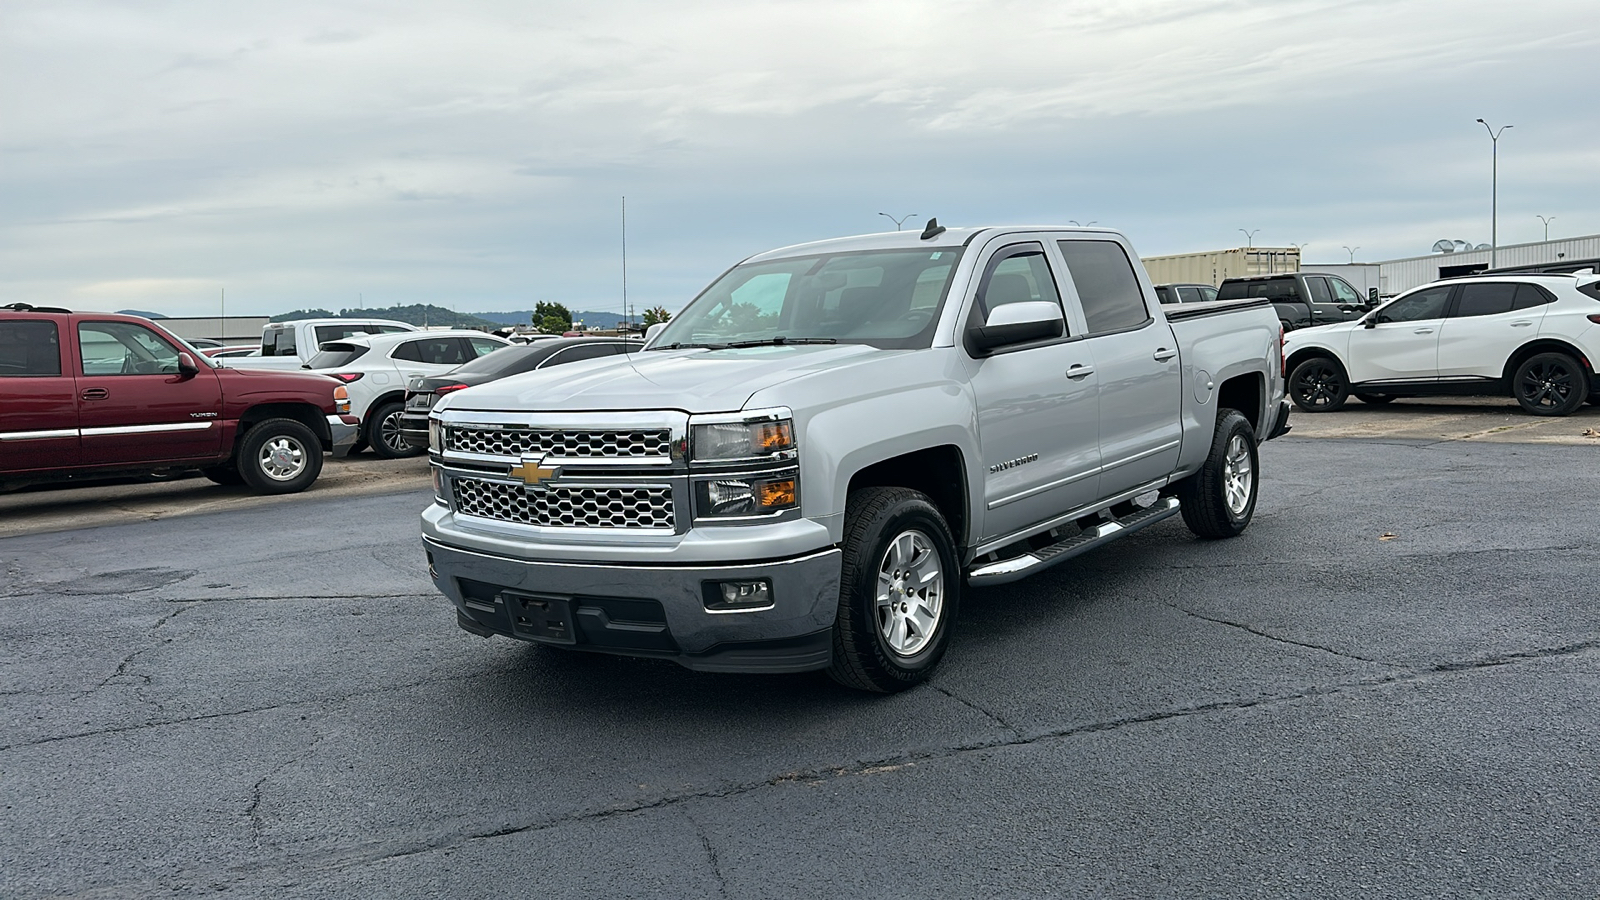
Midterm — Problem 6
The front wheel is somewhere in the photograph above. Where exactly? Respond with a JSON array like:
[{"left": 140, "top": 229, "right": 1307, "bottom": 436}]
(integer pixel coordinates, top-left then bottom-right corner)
[
  {"left": 1513, "top": 352, "right": 1589, "bottom": 416},
  {"left": 367, "top": 401, "right": 424, "bottom": 459},
  {"left": 236, "top": 418, "right": 323, "bottom": 494},
  {"left": 1176, "top": 409, "right": 1259, "bottom": 539},
  {"left": 1289, "top": 357, "right": 1349, "bottom": 412},
  {"left": 827, "top": 487, "right": 960, "bottom": 693}
]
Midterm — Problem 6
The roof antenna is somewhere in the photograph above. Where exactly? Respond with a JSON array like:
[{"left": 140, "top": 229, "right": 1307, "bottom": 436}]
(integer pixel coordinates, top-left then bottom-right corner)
[{"left": 919, "top": 218, "right": 946, "bottom": 240}]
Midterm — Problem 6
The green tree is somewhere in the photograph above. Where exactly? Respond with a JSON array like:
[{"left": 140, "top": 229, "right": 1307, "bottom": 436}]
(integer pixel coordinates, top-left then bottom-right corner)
[
  {"left": 641, "top": 306, "right": 672, "bottom": 327},
  {"left": 532, "top": 301, "right": 573, "bottom": 334}
]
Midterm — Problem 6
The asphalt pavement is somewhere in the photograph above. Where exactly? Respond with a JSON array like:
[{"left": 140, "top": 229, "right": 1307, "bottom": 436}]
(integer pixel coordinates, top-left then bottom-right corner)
[{"left": 2, "top": 427, "right": 1597, "bottom": 897}]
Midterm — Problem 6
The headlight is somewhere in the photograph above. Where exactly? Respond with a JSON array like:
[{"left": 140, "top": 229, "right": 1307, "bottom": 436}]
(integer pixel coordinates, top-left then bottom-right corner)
[
  {"left": 428, "top": 419, "right": 442, "bottom": 453},
  {"left": 691, "top": 416, "right": 795, "bottom": 462},
  {"left": 695, "top": 475, "right": 798, "bottom": 518}
]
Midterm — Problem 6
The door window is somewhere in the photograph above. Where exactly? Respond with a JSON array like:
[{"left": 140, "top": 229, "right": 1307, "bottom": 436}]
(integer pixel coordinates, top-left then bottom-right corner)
[
  {"left": 1056, "top": 240, "right": 1149, "bottom": 334},
  {"left": 468, "top": 337, "right": 507, "bottom": 358},
  {"left": 0, "top": 321, "right": 62, "bottom": 376},
  {"left": 78, "top": 322, "right": 184, "bottom": 375},
  {"left": 1328, "top": 278, "right": 1363, "bottom": 305},
  {"left": 1155, "top": 286, "right": 1177, "bottom": 304},
  {"left": 1176, "top": 287, "right": 1205, "bottom": 303},
  {"left": 1199, "top": 286, "right": 1218, "bottom": 302},
  {"left": 1452, "top": 283, "right": 1518, "bottom": 318},
  {"left": 263, "top": 328, "right": 297, "bottom": 357},
  {"left": 392, "top": 337, "right": 470, "bottom": 365},
  {"left": 975, "top": 245, "right": 1064, "bottom": 319},
  {"left": 1305, "top": 277, "right": 1333, "bottom": 304},
  {"left": 1375, "top": 287, "right": 1451, "bottom": 323}
]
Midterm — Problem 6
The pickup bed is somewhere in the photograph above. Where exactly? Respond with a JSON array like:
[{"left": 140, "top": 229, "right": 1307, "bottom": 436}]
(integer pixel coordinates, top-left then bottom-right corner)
[
  {"left": 219, "top": 318, "right": 416, "bottom": 370},
  {"left": 420, "top": 224, "right": 1289, "bottom": 691}
]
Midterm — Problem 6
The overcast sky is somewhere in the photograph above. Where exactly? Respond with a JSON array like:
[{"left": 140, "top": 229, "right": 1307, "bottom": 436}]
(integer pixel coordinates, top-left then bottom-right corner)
[{"left": 4, "top": 0, "right": 1598, "bottom": 318}]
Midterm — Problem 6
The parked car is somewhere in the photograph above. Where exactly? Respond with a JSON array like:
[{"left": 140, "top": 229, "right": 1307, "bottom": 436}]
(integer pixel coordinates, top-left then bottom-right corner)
[
  {"left": 420, "top": 223, "right": 1289, "bottom": 691},
  {"left": 0, "top": 304, "right": 358, "bottom": 494},
  {"left": 1218, "top": 272, "right": 1373, "bottom": 331},
  {"left": 399, "top": 337, "right": 641, "bottom": 450},
  {"left": 1282, "top": 272, "right": 1600, "bottom": 416},
  {"left": 303, "top": 330, "right": 512, "bottom": 458},
  {"left": 219, "top": 318, "right": 418, "bottom": 371},
  {"left": 1154, "top": 283, "right": 1219, "bottom": 305}
]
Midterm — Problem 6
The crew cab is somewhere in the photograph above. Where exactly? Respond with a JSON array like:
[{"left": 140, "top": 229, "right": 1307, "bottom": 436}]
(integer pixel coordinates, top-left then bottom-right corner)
[
  {"left": 220, "top": 318, "right": 417, "bottom": 370},
  {"left": 1, "top": 304, "right": 359, "bottom": 494},
  {"left": 420, "top": 224, "right": 1289, "bottom": 692},
  {"left": 1283, "top": 272, "right": 1600, "bottom": 416},
  {"left": 1218, "top": 272, "right": 1373, "bottom": 331}
]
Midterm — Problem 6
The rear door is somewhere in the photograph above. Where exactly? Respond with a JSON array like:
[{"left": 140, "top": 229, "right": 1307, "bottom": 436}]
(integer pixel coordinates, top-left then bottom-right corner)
[
  {"left": 75, "top": 319, "right": 223, "bottom": 465},
  {"left": 390, "top": 336, "right": 473, "bottom": 385},
  {"left": 0, "top": 315, "right": 80, "bottom": 473},
  {"left": 1436, "top": 282, "right": 1551, "bottom": 378},
  {"left": 1345, "top": 285, "right": 1452, "bottom": 383},
  {"left": 1056, "top": 238, "right": 1182, "bottom": 498}
]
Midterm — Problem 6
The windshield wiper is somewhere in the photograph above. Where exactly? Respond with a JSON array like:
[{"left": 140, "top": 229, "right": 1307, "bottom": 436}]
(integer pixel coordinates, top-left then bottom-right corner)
[
  {"left": 648, "top": 341, "right": 730, "bottom": 351},
  {"left": 724, "top": 337, "right": 838, "bottom": 348}
]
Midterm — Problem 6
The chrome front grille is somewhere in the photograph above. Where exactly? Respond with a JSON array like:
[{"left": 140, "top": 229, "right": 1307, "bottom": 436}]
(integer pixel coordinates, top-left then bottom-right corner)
[
  {"left": 446, "top": 426, "right": 671, "bottom": 460},
  {"left": 452, "top": 477, "right": 676, "bottom": 530}
]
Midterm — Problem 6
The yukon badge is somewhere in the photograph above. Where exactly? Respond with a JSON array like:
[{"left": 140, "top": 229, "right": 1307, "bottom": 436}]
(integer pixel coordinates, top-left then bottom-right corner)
[{"left": 509, "top": 454, "right": 561, "bottom": 490}]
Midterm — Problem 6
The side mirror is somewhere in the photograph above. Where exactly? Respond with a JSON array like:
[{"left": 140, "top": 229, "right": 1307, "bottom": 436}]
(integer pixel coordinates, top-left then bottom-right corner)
[
  {"left": 176, "top": 352, "right": 199, "bottom": 376},
  {"left": 1367, "top": 287, "right": 1380, "bottom": 304},
  {"left": 645, "top": 323, "right": 667, "bottom": 345},
  {"left": 1363, "top": 316, "right": 1378, "bottom": 329},
  {"left": 966, "top": 301, "right": 1065, "bottom": 354}
]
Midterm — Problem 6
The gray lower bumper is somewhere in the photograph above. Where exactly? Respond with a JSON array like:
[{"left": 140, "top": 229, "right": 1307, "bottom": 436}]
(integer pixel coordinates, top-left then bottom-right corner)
[
  {"left": 423, "top": 537, "right": 843, "bottom": 673},
  {"left": 326, "top": 415, "right": 360, "bottom": 458}
]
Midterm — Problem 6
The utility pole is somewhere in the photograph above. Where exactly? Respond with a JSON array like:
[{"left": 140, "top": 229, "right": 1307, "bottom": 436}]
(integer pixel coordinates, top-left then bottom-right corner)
[
  {"left": 220, "top": 287, "right": 225, "bottom": 343},
  {"left": 621, "top": 196, "right": 628, "bottom": 330},
  {"left": 1476, "top": 119, "right": 1512, "bottom": 268}
]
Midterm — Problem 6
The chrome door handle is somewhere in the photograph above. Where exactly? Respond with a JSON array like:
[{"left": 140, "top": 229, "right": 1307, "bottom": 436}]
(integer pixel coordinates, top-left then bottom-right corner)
[
  {"left": 1413, "top": 328, "right": 1434, "bottom": 334},
  {"left": 81, "top": 387, "right": 109, "bottom": 401},
  {"left": 1153, "top": 348, "right": 1177, "bottom": 362},
  {"left": 1066, "top": 364, "right": 1095, "bottom": 379}
]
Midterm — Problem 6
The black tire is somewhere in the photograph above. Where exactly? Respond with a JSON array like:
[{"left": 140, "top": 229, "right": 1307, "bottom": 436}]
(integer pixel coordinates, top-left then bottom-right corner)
[
  {"left": 236, "top": 418, "right": 323, "bottom": 494},
  {"left": 367, "top": 401, "right": 423, "bottom": 459},
  {"left": 827, "top": 487, "right": 960, "bottom": 693},
  {"left": 1289, "top": 357, "right": 1349, "bottom": 412},
  {"left": 1176, "top": 409, "right": 1259, "bottom": 540},
  {"left": 1354, "top": 393, "right": 1397, "bottom": 405},
  {"left": 201, "top": 465, "right": 245, "bottom": 486},
  {"left": 1513, "top": 352, "right": 1589, "bottom": 416}
]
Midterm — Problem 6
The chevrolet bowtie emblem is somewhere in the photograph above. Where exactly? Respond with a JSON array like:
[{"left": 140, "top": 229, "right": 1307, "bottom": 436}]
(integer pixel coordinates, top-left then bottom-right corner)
[{"left": 509, "top": 455, "right": 561, "bottom": 487}]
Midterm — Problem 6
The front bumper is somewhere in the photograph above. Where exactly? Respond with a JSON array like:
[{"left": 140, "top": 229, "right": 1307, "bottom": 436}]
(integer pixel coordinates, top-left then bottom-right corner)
[
  {"left": 327, "top": 414, "right": 361, "bottom": 457},
  {"left": 423, "top": 537, "right": 843, "bottom": 673}
]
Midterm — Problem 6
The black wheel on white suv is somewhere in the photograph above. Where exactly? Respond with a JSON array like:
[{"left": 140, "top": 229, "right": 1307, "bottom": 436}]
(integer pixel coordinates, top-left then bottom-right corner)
[
  {"left": 367, "top": 401, "right": 424, "bottom": 459},
  {"left": 1513, "top": 352, "right": 1589, "bottom": 416},
  {"left": 827, "top": 487, "right": 960, "bottom": 693},
  {"left": 1176, "top": 409, "right": 1259, "bottom": 540},
  {"left": 237, "top": 418, "right": 323, "bottom": 494},
  {"left": 1289, "top": 357, "right": 1349, "bottom": 412}
]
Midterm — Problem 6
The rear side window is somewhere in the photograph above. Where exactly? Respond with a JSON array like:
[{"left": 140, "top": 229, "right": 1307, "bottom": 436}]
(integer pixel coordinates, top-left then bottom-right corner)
[
  {"left": 0, "top": 320, "right": 62, "bottom": 376},
  {"left": 468, "top": 337, "right": 507, "bottom": 358},
  {"left": 1057, "top": 240, "right": 1149, "bottom": 334},
  {"left": 1305, "top": 277, "right": 1333, "bottom": 304},
  {"left": 306, "top": 344, "right": 369, "bottom": 368},
  {"left": 263, "top": 327, "right": 297, "bottom": 357},
  {"left": 392, "top": 337, "right": 470, "bottom": 365},
  {"left": 1177, "top": 286, "right": 1205, "bottom": 303},
  {"left": 1453, "top": 283, "right": 1518, "bottom": 317},
  {"left": 1154, "top": 286, "right": 1177, "bottom": 304}
]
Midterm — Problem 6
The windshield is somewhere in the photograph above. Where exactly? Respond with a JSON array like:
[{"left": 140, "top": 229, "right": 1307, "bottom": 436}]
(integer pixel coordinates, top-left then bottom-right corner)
[{"left": 651, "top": 248, "right": 964, "bottom": 350}]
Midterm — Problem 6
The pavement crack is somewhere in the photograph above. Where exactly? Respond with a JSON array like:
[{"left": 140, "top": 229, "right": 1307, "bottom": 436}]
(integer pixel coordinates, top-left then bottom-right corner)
[
  {"left": 80, "top": 602, "right": 199, "bottom": 696},
  {"left": 685, "top": 809, "right": 731, "bottom": 898},
  {"left": 247, "top": 714, "right": 328, "bottom": 847},
  {"left": 1161, "top": 598, "right": 1388, "bottom": 665},
  {"left": 930, "top": 683, "right": 1017, "bottom": 735}
]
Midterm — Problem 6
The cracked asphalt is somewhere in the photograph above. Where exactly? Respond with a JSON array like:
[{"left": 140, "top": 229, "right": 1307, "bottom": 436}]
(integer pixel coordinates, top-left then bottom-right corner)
[{"left": 3, "top": 431, "right": 1598, "bottom": 898}]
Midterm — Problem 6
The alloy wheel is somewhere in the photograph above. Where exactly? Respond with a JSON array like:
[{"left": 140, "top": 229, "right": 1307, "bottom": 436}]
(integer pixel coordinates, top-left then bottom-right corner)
[{"left": 876, "top": 529, "right": 944, "bottom": 657}]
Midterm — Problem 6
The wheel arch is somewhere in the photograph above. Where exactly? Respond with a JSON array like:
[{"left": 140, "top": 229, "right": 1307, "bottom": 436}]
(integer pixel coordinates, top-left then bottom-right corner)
[
  {"left": 844, "top": 445, "right": 970, "bottom": 559},
  {"left": 1215, "top": 372, "right": 1265, "bottom": 434},
  {"left": 363, "top": 390, "right": 409, "bottom": 428},
  {"left": 1500, "top": 339, "right": 1595, "bottom": 387},
  {"left": 237, "top": 403, "right": 330, "bottom": 451},
  {"left": 1284, "top": 346, "right": 1348, "bottom": 380}
]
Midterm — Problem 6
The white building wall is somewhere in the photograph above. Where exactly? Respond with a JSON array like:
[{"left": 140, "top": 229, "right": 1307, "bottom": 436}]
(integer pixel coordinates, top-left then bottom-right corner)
[{"left": 1379, "top": 234, "right": 1600, "bottom": 295}]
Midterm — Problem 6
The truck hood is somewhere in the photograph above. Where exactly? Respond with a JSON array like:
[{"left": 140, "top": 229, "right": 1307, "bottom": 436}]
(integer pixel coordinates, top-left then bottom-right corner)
[{"left": 442, "top": 344, "right": 890, "bottom": 414}]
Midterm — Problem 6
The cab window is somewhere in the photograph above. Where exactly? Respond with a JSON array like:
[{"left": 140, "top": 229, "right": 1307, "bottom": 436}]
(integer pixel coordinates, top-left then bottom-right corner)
[
  {"left": 1305, "top": 277, "right": 1333, "bottom": 304},
  {"left": 975, "top": 245, "right": 1064, "bottom": 320},
  {"left": 1328, "top": 278, "right": 1364, "bottom": 305},
  {"left": 1056, "top": 240, "right": 1149, "bottom": 334},
  {"left": 78, "top": 322, "right": 183, "bottom": 376},
  {"left": 1452, "top": 283, "right": 1517, "bottom": 318},
  {"left": 1376, "top": 286, "right": 1451, "bottom": 324},
  {"left": 0, "top": 321, "right": 62, "bottom": 376}
]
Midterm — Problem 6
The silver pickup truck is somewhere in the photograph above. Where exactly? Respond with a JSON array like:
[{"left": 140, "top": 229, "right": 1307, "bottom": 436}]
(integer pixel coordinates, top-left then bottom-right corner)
[{"left": 421, "top": 223, "right": 1289, "bottom": 691}]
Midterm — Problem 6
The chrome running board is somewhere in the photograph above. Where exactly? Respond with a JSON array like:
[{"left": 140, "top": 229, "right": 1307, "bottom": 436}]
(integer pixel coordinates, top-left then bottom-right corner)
[{"left": 966, "top": 497, "right": 1181, "bottom": 587}]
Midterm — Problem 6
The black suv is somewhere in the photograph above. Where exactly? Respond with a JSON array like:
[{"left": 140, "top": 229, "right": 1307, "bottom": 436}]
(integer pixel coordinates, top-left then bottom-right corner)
[{"left": 1217, "top": 272, "right": 1375, "bottom": 330}]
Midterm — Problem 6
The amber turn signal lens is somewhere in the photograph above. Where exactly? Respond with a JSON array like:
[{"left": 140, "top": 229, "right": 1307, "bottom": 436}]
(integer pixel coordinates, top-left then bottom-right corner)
[
  {"left": 754, "top": 421, "right": 794, "bottom": 452},
  {"left": 758, "top": 479, "right": 796, "bottom": 509}
]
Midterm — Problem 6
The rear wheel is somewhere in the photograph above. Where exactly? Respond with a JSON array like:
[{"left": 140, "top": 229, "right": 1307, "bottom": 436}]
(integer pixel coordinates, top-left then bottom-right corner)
[
  {"left": 1354, "top": 393, "right": 1397, "bottom": 405},
  {"left": 236, "top": 418, "right": 323, "bottom": 494},
  {"left": 366, "top": 401, "right": 424, "bottom": 459},
  {"left": 827, "top": 487, "right": 960, "bottom": 693},
  {"left": 1513, "top": 353, "right": 1589, "bottom": 416},
  {"left": 1289, "top": 357, "right": 1349, "bottom": 412},
  {"left": 1176, "top": 409, "right": 1259, "bottom": 539}
]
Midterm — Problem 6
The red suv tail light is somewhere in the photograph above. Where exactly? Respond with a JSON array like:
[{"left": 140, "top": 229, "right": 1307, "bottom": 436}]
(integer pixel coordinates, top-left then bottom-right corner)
[
  {"left": 433, "top": 383, "right": 469, "bottom": 395},
  {"left": 331, "top": 372, "right": 364, "bottom": 383}
]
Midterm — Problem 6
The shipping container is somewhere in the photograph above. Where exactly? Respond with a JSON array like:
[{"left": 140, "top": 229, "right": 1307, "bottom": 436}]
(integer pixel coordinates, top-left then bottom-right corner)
[{"left": 1141, "top": 247, "right": 1300, "bottom": 287}]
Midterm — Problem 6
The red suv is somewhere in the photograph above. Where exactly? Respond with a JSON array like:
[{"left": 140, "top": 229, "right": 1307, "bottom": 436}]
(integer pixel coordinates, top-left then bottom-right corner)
[{"left": 1, "top": 304, "right": 360, "bottom": 494}]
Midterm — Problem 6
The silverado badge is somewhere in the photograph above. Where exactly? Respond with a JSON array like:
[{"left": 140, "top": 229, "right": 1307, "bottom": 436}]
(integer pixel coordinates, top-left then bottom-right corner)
[{"left": 509, "top": 455, "right": 561, "bottom": 489}]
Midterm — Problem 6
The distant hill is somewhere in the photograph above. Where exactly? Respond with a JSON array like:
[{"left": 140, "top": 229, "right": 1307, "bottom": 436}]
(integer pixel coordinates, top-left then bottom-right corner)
[
  {"left": 116, "top": 309, "right": 168, "bottom": 319},
  {"left": 470, "top": 310, "right": 629, "bottom": 329},
  {"left": 269, "top": 305, "right": 498, "bottom": 329}
]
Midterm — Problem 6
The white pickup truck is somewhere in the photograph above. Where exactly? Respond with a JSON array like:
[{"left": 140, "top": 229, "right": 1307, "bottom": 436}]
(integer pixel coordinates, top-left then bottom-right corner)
[
  {"left": 219, "top": 318, "right": 416, "bottom": 370},
  {"left": 420, "top": 223, "right": 1290, "bottom": 691}
]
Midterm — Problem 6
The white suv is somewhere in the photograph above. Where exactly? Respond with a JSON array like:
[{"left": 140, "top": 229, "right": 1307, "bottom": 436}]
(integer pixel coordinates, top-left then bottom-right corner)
[
  {"left": 1283, "top": 272, "right": 1600, "bottom": 416},
  {"left": 305, "top": 330, "right": 511, "bottom": 457}
]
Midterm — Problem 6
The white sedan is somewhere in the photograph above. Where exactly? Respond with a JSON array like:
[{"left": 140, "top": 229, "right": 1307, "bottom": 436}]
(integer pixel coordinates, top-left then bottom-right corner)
[
  {"left": 1283, "top": 272, "right": 1600, "bottom": 416},
  {"left": 304, "top": 330, "right": 511, "bottom": 457}
]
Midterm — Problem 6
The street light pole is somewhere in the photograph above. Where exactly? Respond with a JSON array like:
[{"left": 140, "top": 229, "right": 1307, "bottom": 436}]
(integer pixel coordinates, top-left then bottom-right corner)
[
  {"left": 878, "top": 212, "right": 917, "bottom": 231},
  {"left": 1239, "top": 228, "right": 1259, "bottom": 249},
  {"left": 1342, "top": 246, "right": 1360, "bottom": 264},
  {"left": 1476, "top": 119, "right": 1512, "bottom": 268},
  {"left": 1067, "top": 220, "right": 1098, "bottom": 227},
  {"left": 1536, "top": 215, "right": 1555, "bottom": 242}
]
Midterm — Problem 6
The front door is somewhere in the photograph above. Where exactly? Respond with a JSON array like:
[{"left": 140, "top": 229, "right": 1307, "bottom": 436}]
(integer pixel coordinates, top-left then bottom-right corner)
[
  {"left": 1056, "top": 238, "right": 1183, "bottom": 497},
  {"left": 74, "top": 320, "right": 224, "bottom": 465},
  {"left": 965, "top": 240, "right": 1102, "bottom": 542},
  {"left": 0, "top": 315, "right": 81, "bottom": 473},
  {"left": 1345, "top": 284, "right": 1452, "bottom": 384}
]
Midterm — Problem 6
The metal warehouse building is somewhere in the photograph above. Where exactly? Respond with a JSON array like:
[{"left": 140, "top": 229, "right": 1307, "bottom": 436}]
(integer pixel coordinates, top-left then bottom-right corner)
[{"left": 1380, "top": 234, "right": 1600, "bottom": 295}]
